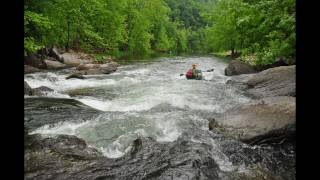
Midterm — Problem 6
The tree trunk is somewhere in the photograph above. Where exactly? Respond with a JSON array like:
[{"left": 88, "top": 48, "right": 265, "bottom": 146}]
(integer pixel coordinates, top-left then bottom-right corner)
[
  {"left": 66, "top": 19, "right": 70, "bottom": 52},
  {"left": 231, "top": 48, "right": 235, "bottom": 58}
]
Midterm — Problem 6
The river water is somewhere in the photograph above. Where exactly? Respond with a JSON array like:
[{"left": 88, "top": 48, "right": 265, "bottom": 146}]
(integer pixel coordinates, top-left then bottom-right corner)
[{"left": 25, "top": 56, "right": 252, "bottom": 158}]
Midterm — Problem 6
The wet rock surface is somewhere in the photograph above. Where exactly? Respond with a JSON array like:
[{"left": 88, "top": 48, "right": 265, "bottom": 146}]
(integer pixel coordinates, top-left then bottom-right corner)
[
  {"left": 25, "top": 65, "right": 41, "bottom": 74},
  {"left": 246, "top": 66, "right": 296, "bottom": 98},
  {"left": 66, "top": 73, "right": 86, "bottom": 79},
  {"left": 44, "top": 59, "right": 66, "bottom": 69},
  {"left": 25, "top": 53, "right": 47, "bottom": 69},
  {"left": 76, "top": 62, "right": 119, "bottom": 75},
  {"left": 210, "top": 96, "right": 295, "bottom": 144},
  {"left": 24, "top": 130, "right": 295, "bottom": 180},
  {"left": 24, "top": 97, "right": 101, "bottom": 131}
]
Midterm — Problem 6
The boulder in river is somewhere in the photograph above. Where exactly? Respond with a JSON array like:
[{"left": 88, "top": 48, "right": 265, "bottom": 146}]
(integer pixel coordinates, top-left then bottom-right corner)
[
  {"left": 76, "top": 62, "right": 119, "bottom": 75},
  {"left": 66, "top": 73, "right": 86, "bottom": 79},
  {"left": 96, "top": 62, "right": 118, "bottom": 74},
  {"left": 209, "top": 96, "right": 295, "bottom": 145},
  {"left": 32, "top": 86, "right": 54, "bottom": 96},
  {"left": 24, "top": 53, "right": 47, "bottom": 69},
  {"left": 76, "top": 63, "right": 100, "bottom": 71},
  {"left": 44, "top": 59, "right": 66, "bottom": 70},
  {"left": 226, "top": 65, "right": 296, "bottom": 98},
  {"left": 225, "top": 60, "right": 256, "bottom": 76},
  {"left": 24, "top": 65, "right": 41, "bottom": 74}
]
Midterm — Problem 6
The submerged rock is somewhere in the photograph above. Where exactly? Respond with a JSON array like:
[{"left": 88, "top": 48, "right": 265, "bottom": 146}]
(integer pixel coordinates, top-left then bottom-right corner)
[
  {"left": 209, "top": 96, "right": 295, "bottom": 145},
  {"left": 66, "top": 73, "right": 86, "bottom": 79},
  {"left": 225, "top": 60, "right": 256, "bottom": 76}
]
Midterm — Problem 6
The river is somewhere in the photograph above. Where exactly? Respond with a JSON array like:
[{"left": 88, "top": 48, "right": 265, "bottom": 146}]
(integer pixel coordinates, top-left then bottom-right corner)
[{"left": 24, "top": 56, "right": 295, "bottom": 179}]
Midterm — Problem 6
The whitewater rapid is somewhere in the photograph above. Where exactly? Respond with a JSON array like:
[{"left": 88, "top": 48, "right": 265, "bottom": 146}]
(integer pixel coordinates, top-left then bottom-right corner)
[{"left": 25, "top": 56, "right": 251, "bottom": 158}]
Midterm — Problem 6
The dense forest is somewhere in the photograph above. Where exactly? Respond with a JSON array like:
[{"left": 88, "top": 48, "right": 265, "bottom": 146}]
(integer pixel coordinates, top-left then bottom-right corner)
[{"left": 25, "top": 0, "right": 295, "bottom": 65}]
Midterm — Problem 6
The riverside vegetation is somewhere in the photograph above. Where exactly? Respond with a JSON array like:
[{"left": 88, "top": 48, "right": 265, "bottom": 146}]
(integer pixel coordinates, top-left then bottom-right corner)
[{"left": 25, "top": 0, "right": 295, "bottom": 65}]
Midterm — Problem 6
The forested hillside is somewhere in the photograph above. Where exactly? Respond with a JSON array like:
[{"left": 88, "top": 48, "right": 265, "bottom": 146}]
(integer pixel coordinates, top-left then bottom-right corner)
[{"left": 25, "top": 0, "right": 295, "bottom": 65}]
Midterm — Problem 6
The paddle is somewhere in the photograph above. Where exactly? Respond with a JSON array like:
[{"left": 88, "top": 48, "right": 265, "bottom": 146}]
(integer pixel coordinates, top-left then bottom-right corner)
[{"left": 180, "top": 68, "right": 214, "bottom": 76}]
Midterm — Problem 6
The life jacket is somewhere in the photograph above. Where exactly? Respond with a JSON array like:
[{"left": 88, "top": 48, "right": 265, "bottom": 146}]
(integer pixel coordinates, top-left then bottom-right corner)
[{"left": 186, "top": 69, "right": 193, "bottom": 79}]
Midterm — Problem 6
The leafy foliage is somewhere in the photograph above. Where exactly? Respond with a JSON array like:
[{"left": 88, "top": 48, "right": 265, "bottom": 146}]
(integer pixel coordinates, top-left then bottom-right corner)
[
  {"left": 24, "top": 0, "right": 295, "bottom": 64},
  {"left": 203, "top": 0, "right": 295, "bottom": 65}
]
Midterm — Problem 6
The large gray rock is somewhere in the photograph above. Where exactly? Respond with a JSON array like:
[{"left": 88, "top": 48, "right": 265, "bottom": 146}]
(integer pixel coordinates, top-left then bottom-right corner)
[
  {"left": 61, "top": 53, "right": 83, "bottom": 67},
  {"left": 75, "top": 62, "right": 119, "bottom": 75},
  {"left": 226, "top": 74, "right": 255, "bottom": 90},
  {"left": 24, "top": 54, "right": 47, "bottom": 69},
  {"left": 225, "top": 60, "right": 256, "bottom": 76},
  {"left": 226, "top": 65, "right": 296, "bottom": 98},
  {"left": 24, "top": 65, "right": 41, "bottom": 74},
  {"left": 209, "top": 96, "right": 295, "bottom": 144},
  {"left": 246, "top": 65, "right": 296, "bottom": 98},
  {"left": 48, "top": 47, "right": 64, "bottom": 62},
  {"left": 44, "top": 59, "right": 66, "bottom": 70},
  {"left": 76, "top": 63, "right": 100, "bottom": 71}
]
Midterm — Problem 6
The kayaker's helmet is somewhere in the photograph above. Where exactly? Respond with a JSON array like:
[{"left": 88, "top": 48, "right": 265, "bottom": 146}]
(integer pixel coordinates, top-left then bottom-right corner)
[{"left": 192, "top": 64, "right": 197, "bottom": 68}]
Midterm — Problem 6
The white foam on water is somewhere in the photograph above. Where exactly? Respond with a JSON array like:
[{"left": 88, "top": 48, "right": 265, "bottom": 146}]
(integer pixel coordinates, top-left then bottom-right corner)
[
  {"left": 30, "top": 120, "right": 92, "bottom": 135},
  {"left": 25, "top": 72, "right": 117, "bottom": 92},
  {"left": 154, "top": 120, "right": 181, "bottom": 142},
  {"left": 99, "top": 129, "right": 148, "bottom": 158},
  {"left": 191, "top": 136, "right": 237, "bottom": 172},
  {"left": 77, "top": 97, "right": 160, "bottom": 112},
  {"left": 118, "top": 76, "right": 141, "bottom": 84},
  {"left": 124, "top": 68, "right": 150, "bottom": 75},
  {"left": 77, "top": 98, "right": 112, "bottom": 111},
  {"left": 44, "top": 91, "right": 71, "bottom": 98}
]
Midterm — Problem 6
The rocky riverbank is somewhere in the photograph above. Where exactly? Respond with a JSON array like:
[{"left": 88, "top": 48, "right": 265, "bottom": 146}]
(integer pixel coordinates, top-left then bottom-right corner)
[
  {"left": 24, "top": 47, "right": 119, "bottom": 76},
  {"left": 212, "top": 62, "right": 296, "bottom": 146}
]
